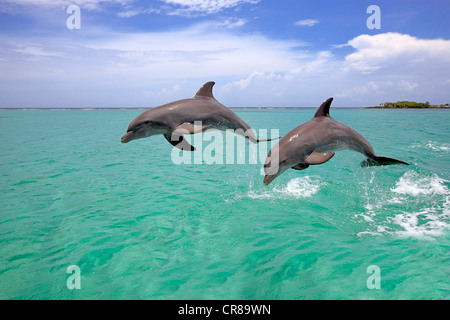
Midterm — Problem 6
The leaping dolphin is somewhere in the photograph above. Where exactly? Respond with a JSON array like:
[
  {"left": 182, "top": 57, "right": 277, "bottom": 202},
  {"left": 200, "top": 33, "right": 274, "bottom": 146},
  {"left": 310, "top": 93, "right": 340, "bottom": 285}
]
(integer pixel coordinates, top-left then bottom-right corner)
[
  {"left": 121, "top": 81, "right": 277, "bottom": 151},
  {"left": 263, "top": 97, "right": 409, "bottom": 186}
]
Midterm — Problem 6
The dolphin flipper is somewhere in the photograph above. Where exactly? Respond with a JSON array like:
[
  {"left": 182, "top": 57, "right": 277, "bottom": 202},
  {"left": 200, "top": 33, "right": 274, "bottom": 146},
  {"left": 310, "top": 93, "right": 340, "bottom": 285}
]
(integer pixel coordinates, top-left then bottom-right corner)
[
  {"left": 305, "top": 151, "right": 335, "bottom": 165},
  {"left": 164, "top": 132, "right": 196, "bottom": 151},
  {"left": 291, "top": 151, "right": 334, "bottom": 171},
  {"left": 361, "top": 156, "right": 409, "bottom": 167},
  {"left": 174, "top": 122, "right": 208, "bottom": 134},
  {"left": 292, "top": 163, "right": 309, "bottom": 170}
]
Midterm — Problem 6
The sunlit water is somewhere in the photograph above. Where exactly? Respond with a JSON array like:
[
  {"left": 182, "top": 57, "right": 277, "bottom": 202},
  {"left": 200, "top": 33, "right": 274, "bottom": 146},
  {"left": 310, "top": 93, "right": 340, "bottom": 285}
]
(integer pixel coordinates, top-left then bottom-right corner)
[{"left": 0, "top": 108, "right": 449, "bottom": 299}]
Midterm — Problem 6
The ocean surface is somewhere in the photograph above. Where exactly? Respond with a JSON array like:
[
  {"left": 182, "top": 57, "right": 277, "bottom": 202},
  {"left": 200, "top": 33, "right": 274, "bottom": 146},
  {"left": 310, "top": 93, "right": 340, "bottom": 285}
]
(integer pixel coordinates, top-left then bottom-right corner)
[{"left": 0, "top": 108, "right": 449, "bottom": 300}]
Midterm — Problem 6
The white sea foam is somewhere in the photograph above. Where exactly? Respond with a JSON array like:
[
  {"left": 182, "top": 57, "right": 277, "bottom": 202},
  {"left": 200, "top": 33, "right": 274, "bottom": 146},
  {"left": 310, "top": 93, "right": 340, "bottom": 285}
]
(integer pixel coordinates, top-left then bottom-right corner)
[
  {"left": 391, "top": 203, "right": 450, "bottom": 239},
  {"left": 426, "top": 141, "right": 450, "bottom": 151},
  {"left": 411, "top": 141, "right": 450, "bottom": 152},
  {"left": 359, "top": 171, "right": 450, "bottom": 239},
  {"left": 246, "top": 190, "right": 274, "bottom": 199},
  {"left": 246, "top": 176, "right": 326, "bottom": 199},
  {"left": 281, "top": 177, "right": 323, "bottom": 198},
  {"left": 391, "top": 171, "right": 449, "bottom": 196}
]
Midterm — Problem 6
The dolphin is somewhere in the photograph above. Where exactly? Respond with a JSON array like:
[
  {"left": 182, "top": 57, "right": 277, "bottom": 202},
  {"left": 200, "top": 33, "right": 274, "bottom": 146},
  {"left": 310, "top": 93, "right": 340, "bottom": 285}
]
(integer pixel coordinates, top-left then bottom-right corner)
[
  {"left": 263, "top": 97, "right": 409, "bottom": 186},
  {"left": 121, "top": 81, "right": 277, "bottom": 151}
]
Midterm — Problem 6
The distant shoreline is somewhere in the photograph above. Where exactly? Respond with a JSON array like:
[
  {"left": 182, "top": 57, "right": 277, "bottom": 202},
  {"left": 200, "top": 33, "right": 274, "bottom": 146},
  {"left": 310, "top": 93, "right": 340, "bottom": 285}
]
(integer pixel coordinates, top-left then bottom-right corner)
[
  {"left": 365, "top": 107, "right": 450, "bottom": 109},
  {"left": 366, "top": 101, "right": 450, "bottom": 109},
  {"left": 365, "top": 106, "right": 450, "bottom": 109}
]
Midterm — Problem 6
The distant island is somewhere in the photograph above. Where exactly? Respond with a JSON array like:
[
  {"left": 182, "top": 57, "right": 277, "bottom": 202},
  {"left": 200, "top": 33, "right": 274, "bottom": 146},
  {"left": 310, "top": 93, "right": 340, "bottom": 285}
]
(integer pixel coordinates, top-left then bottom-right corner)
[{"left": 368, "top": 101, "right": 450, "bottom": 109}]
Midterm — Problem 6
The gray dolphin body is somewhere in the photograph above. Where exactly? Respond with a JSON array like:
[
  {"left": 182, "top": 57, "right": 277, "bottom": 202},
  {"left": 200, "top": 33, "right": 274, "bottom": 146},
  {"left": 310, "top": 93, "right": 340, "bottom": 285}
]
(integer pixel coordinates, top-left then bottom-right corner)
[
  {"left": 263, "top": 98, "right": 409, "bottom": 186},
  {"left": 121, "top": 81, "right": 275, "bottom": 150}
]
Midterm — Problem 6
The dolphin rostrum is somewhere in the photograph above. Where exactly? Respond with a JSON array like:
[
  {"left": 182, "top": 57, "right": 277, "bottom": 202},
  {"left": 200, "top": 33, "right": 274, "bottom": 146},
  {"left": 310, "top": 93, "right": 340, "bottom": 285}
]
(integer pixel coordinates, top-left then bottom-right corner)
[
  {"left": 121, "top": 81, "right": 277, "bottom": 150},
  {"left": 263, "top": 97, "right": 409, "bottom": 186}
]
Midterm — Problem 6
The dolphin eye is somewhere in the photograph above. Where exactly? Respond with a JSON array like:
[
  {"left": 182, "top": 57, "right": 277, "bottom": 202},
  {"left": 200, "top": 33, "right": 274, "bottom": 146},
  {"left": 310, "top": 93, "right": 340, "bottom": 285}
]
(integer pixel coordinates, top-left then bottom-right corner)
[{"left": 144, "top": 121, "right": 150, "bottom": 125}]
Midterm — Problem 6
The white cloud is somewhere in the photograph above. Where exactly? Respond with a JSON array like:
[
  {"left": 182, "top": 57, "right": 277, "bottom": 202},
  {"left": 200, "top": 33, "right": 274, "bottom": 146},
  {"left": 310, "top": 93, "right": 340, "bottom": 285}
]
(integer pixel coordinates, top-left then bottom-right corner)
[
  {"left": 117, "top": 10, "right": 141, "bottom": 18},
  {"left": 335, "top": 81, "right": 381, "bottom": 101},
  {"left": 1, "top": 0, "right": 134, "bottom": 10},
  {"left": 2, "top": 0, "right": 260, "bottom": 17},
  {"left": 1, "top": 26, "right": 449, "bottom": 107},
  {"left": 218, "top": 18, "right": 248, "bottom": 29},
  {"left": 0, "top": 20, "right": 307, "bottom": 106},
  {"left": 330, "top": 32, "right": 450, "bottom": 105},
  {"left": 344, "top": 32, "right": 450, "bottom": 73},
  {"left": 220, "top": 33, "right": 450, "bottom": 106},
  {"left": 224, "top": 71, "right": 283, "bottom": 91},
  {"left": 286, "top": 50, "right": 332, "bottom": 78},
  {"left": 80, "top": 22, "right": 307, "bottom": 79},
  {"left": 398, "top": 80, "right": 418, "bottom": 92},
  {"left": 143, "top": 84, "right": 180, "bottom": 96},
  {"left": 294, "top": 19, "right": 319, "bottom": 27},
  {"left": 117, "top": 7, "right": 161, "bottom": 18},
  {"left": 14, "top": 46, "right": 62, "bottom": 57},
  {"left": 162, "top": 0, "right": 260, "bottom": 16}
]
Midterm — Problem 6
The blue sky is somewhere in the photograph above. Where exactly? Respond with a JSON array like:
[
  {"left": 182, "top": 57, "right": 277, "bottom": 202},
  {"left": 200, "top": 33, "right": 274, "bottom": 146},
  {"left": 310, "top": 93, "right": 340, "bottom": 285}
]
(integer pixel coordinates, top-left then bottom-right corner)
[{"left": 0, "top": 0, "right": 449, "bottom": 107}]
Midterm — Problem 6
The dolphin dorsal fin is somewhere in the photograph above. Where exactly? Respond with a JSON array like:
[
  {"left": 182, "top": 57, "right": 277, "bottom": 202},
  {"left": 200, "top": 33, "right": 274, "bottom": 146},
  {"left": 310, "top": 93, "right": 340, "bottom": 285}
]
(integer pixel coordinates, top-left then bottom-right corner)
[
  {"left": 195, "top": 81, "right": 216, "bottom": 99},
  {"left": 314, "top": 97, "right": 333, "bottom": 118}
]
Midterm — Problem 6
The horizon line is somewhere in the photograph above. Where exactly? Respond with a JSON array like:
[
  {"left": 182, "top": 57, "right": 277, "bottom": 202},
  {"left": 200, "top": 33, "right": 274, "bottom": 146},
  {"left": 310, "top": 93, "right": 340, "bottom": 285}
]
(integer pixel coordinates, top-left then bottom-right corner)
[{"left": 0, "top": 106, "right": 373, "bottom": 110}]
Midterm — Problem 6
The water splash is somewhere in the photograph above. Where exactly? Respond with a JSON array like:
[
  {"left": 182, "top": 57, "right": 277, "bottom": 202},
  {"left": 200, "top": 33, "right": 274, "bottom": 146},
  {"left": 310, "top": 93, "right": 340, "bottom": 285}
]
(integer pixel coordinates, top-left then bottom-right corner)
[
  {"left": 391, "top": 171, "right": 449, "bottom": 196},
  {"left": 411, "top": 141, "right": 450, "bottom": 152},
  {"left": 358, "top": 170, "right": 450, "bottom": 240},
  {"left": 245, "top": 176, "right": 327, "bottom": 200}
]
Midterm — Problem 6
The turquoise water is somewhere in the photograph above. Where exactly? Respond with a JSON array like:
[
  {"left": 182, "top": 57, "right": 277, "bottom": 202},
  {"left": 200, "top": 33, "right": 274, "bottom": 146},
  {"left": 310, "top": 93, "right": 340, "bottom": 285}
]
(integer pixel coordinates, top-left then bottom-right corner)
[{"left": 0, "top": 108, "right": 449, "bottom": 300}]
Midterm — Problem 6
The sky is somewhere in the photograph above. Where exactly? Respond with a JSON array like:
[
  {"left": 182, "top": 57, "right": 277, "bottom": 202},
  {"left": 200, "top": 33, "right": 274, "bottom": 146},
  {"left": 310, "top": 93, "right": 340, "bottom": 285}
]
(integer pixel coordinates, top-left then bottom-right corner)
[{"left": 0, "top": 0, "right": 449, "bottom": 108}]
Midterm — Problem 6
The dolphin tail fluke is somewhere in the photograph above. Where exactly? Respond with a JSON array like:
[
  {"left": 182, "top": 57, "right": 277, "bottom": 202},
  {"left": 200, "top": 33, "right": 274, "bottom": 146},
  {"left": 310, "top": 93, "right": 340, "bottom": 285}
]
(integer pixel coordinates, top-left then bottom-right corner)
[{"left": 361, "top": 156, "right": 409, "bottom": 167}]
